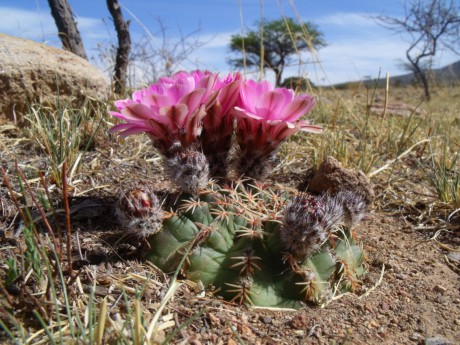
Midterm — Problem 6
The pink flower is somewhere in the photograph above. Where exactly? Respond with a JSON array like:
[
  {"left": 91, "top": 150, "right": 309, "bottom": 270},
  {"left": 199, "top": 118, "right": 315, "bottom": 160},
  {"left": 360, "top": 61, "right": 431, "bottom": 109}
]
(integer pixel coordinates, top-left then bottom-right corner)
[
  {"left": 231, "top": 80, "right": 322, "bottom": 179},
  {"left": 110, "top": 70, "right": 218, "bottom": 154},
  {"left": 232, "top": 80, "right": 322, "bottom": 149},
  {"left": 203, "top": 72, "right": 242, "bottom": 130},
  {"left": 201, "top": 72, "right": 242, "bottom": 177}
]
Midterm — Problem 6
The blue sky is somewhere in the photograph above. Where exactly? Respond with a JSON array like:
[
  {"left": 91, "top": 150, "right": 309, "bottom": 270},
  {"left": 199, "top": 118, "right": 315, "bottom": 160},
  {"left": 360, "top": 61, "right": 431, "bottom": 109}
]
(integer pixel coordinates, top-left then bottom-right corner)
[{"left": 1, "top": 0, "right": 458, "bottom": 85}]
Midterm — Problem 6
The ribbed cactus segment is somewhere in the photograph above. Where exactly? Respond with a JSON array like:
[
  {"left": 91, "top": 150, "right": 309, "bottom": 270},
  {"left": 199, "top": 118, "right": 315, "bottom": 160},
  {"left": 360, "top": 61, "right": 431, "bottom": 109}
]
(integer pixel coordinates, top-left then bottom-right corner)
[{"left": 145, "top": 183, "right": 366, "bottom": 308}]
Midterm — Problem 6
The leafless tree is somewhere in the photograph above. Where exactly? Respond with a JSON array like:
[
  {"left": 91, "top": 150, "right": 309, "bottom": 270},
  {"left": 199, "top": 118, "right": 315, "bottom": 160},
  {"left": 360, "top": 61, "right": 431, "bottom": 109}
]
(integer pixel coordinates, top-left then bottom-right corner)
[
  {"left": 47, "top": 0, "right": 87, "bottom": 59},
  {"left": 106, "top": 0, "right": 131, "bottom": 94},
  {"left": 126, "top": 18, "right": 208, "bottom": 85},
  {"left": 375, "top": 0, "right": 460, "bottom": 100},
  {"left": 93, "top": 18, "right": 208, "bottom": 87}
]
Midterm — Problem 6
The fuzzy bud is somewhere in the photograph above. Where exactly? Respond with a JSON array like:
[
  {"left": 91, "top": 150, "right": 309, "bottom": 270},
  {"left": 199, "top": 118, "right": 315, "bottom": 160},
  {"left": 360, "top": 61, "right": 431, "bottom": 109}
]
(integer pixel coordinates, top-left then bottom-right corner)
[
  {"left": 116, "top": 188, "right": 163, "bottom": 240},
  {"left": 164, "top": 146, "right": 210, "bottom": 194},
  {"left": 332, "top": 190, "right": 368, "bottom": 228},
  {"left": 281, "top": 194, "right": 331, "bottom": 259}
]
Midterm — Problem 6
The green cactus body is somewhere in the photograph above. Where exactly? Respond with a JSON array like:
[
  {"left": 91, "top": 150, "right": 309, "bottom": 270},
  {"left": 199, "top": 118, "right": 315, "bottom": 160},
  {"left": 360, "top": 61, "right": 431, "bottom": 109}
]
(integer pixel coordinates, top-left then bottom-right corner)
[{"left": 145, "top": 183, "right": 366, "bottom": 309}]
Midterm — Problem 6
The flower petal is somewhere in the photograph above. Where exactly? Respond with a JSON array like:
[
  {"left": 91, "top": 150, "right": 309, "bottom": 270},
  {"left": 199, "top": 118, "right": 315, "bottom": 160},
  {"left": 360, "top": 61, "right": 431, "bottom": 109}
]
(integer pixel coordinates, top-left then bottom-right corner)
[
  {"left": 121, "top": 103, "right": 156, "bottom": 121},
  {"left": 255, "top": 90, "right": 286, "bottom": 120},
  {"left": 178, "top": 88, "right": 206, "bottom": 115},
  {"left": 110, "top": 123, "right": 149, "bottom": 136},
  {"left": 232, "top": 107, "right": 264, "bottom": 121},
  {"left": 282, "top": 95, "right": 316, "bottom": 122},
  {"left": 159, "top": 104, "right": 189, "bottom": 129},
  {"left": 297, "top": 121, "right": 323, "bottom": 134}
]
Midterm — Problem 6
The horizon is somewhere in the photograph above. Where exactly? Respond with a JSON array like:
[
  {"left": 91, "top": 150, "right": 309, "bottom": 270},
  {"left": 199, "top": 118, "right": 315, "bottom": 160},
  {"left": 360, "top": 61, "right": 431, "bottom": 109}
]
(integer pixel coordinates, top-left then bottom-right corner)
[{"left": 0, "top": 0, "right": 458, "bottom": 86}]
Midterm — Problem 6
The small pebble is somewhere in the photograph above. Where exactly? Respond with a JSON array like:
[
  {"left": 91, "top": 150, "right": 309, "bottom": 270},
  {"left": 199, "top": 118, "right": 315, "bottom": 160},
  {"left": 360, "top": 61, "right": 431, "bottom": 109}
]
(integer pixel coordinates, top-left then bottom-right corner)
[
  {"left": 260, "top": 316, "right": 272, "bottom": 324},
  {"left": 433, "top": 285, "right": 447, "bottom": 294},
  {"left": 425, "top": 337, "right": 453, "bottom": 345},
  {"left": 395, "top": 273, "right": 408, "bottom": 280},
  {"left": 409, "top": 332, "right": 421, "bottom": 341},
  {"left": 447, "top": 252, "right": 460, "bottom": 265},
  {"left": 381, "top": 303, "right": 390, "bottom": 312}
]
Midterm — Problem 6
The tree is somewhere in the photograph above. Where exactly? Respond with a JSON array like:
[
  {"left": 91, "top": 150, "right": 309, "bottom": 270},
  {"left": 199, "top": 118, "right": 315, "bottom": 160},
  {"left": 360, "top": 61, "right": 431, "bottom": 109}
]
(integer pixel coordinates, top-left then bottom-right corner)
[
  {"left": 229, "top": 18, "right": 325, "bottom": 87},
  {"left": 106, "top": 0, "right": 131, "bottom": 94},
  {"left": 375, "top": 0, "right": 460, "bottom": 100},
  {"left": 47, "top": 0, "right": 87, "bottom": 59}
]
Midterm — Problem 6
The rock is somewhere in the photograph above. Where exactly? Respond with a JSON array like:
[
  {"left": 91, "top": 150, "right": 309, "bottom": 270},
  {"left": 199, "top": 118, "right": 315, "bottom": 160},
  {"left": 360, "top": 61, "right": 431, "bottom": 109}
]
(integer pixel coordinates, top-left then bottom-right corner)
[
  {"left": 432, "top": 284, "right": 447, "bottom": 294},
  {"left": 424, "top": 337, "right": 453, "bottom": 345},
  {"left": 0, "top": 34, "right": 110, "bottom": 123},
  {"left": 446, "top": 252, "right": 460, "bottom": 265},
  {"left": 260, "top": 316, "right": 272, "bottom": 324},
  {"left": 409, "top": 332, "right": 421, "bottom": 341},
  {"left": 288, "top": 314, "right": 308, "bottom": 329},
  {"left": 303, "top": 156, "right": 374, "bottom": 204}
]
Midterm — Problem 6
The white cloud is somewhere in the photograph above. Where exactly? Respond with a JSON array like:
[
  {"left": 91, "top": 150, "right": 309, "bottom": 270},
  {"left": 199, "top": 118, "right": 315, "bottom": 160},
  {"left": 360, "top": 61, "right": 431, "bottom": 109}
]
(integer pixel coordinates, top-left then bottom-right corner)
[
  {"left": 0, "top": 6, "right": 57, "bottom": 41},
  {"left": 199, "top": 32, "right": 233, "bottom": 48},
  {"left": 0, "top": 6, "right": 107, "bottom": 47},
  {"left": 316, "top": 12, "right": 377, "bottom": 27}
]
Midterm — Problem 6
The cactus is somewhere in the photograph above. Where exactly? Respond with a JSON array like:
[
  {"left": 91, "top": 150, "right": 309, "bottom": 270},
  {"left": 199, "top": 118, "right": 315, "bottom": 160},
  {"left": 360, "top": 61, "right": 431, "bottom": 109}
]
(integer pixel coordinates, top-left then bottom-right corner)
[{"left": 143, "top": 182, "right": 366, "bottom": 309}]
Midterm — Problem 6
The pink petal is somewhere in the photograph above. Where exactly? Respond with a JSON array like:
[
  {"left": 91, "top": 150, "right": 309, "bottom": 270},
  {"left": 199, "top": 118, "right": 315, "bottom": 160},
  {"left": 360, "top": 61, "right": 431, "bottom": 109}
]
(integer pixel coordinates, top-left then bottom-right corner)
[
  {"left": 166, "top": 77, "right": 195, "bottom": 102},
  {"left": 143, "top": 93, "right": 173, "bottom": 109},
  {"left": 121, "top": 103, "right": 156, "bottom": 121},
  {"left": 114, "top": 99, "right": 135, "bottom": 110},
  {"left": 185, "top": 105, "right": 206, "bottom": 145},
  {"left": 108, "top": 111, "right": 127, "bottom": 121},
  {"left": 218, "top": 78, "right": 241, "bottom": 115},
  {"left": 110, "top": 123, "right": 149, "bottom": 136},
  {"left": 178, "top": 88, "right": 206, "bottom": 114},
  {"left": 159, "top": 104, "right": 189, "bottom": 129},
  {"left": 282, "top": 95, "right": 316, "bottom": 122},
  {"left": 297, "top": 121, "right": 323, "bottom": 134},
  {"left": 255, "top": 90, "right": 286, "bottom": 120},
  {"left": 232, "top": 107, "right": 264, "bottom": 121}
]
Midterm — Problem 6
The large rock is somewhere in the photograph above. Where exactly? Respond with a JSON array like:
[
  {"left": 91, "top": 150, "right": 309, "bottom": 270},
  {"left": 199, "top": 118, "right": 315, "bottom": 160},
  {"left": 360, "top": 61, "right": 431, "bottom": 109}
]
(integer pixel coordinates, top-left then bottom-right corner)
[
  {"left": 0, "top": 34, "right": 110, "bottom": 123},
  {"left": 303, "top": 156, "right": 375, "bottom": 205}
]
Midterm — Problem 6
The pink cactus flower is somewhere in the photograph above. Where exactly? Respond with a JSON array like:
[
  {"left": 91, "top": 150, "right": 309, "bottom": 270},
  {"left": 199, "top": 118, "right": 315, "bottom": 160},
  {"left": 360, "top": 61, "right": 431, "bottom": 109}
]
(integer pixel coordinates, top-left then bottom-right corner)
[
  {"left": 201, "top": 72, "right": 242, "bottom": 177},
  {"left": 203, "top": 72, "right": 242, "bottom": 131},
  {"left": 231, "top": 80, "right": 322, "bottom": 179},
  {"left": 233, "top": 80, "right": 322, "bottom": 147},
  {"left": 110, "top": 70, "right": 219, "bottom": 154}
]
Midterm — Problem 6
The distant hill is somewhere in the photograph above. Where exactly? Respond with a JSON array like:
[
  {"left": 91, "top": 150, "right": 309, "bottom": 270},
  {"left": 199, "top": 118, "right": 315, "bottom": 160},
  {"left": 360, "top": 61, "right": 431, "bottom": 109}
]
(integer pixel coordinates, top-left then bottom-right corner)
[{"left": 333, "top": 60, "right": 460, "bottom": 89}]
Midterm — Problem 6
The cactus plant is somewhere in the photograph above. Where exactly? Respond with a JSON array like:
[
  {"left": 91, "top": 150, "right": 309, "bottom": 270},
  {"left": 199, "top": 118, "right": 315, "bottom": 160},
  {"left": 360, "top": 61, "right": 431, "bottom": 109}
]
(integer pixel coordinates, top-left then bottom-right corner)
[{"left": 143, "top": 182, "right": 366, "bottom": 309}]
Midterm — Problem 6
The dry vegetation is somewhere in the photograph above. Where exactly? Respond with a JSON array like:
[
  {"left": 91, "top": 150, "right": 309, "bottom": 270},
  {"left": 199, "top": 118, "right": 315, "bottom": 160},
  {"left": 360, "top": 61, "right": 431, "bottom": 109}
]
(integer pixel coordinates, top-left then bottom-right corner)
[{"left": 1, "top": 82, "right": 459, "bottom": 344}]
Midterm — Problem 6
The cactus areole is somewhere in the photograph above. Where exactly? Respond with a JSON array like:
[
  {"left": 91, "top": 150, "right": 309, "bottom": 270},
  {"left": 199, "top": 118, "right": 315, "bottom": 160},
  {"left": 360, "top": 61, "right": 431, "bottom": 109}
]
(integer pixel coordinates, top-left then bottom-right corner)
[{"left": 144, "top": 182, "right": 366, "bottom": 309}]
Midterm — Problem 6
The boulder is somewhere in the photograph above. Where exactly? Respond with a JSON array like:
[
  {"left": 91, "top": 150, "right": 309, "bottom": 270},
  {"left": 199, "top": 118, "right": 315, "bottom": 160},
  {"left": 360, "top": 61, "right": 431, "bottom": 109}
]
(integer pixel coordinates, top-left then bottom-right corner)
[
  {"left": 304, "top": 156, "right": 374, "bottom": 205},
  {"left": 0, "top": 34, "right": 110, "bottom": 123}
]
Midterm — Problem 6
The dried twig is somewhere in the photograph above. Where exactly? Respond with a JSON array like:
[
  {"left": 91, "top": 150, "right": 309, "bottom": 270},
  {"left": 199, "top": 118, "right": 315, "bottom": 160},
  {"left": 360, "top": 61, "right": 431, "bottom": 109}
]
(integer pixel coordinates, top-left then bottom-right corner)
[{"left": 369, "top": 139, "right": 431, "bottom": 178}]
